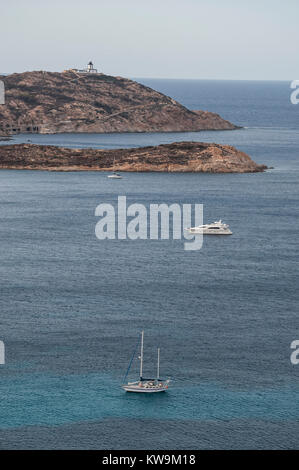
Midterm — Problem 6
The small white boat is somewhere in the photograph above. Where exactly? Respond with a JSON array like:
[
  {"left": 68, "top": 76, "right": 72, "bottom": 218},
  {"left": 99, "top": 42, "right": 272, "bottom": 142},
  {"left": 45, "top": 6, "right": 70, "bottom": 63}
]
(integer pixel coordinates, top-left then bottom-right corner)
[
  {"left": 185, "top": 219, "right": 232, "bottom": 235},
  {"left": 107, "top": 172, "right": 122, "bottom": 179},
  {"left": 122, "top": 331, "right": 170, "bottom": 393},
  {"left": 107, "top": 157, "right": 123, "bottom": 178}
]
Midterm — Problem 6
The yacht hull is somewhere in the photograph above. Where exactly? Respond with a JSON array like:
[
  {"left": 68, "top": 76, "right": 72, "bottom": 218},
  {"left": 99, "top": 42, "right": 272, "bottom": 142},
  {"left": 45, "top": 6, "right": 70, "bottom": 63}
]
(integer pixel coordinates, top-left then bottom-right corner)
[
  {"left": 186, "top": 229, "right": 232, "bottom": 235},
  {"left": 122, "top": 385, "right": 168, "bottom": 393}
]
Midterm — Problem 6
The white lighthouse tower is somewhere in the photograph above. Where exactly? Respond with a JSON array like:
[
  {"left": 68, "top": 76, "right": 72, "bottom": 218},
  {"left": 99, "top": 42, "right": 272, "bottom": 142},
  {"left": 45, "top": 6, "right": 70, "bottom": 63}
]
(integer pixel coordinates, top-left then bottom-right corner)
[{"left": 86, "top": 61, "right": 97, "bottom": 73}]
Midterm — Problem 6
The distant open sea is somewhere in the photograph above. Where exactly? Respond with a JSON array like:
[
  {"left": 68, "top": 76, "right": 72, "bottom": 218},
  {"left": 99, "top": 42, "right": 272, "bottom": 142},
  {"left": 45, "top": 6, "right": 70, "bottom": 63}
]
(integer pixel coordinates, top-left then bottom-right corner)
[{"left": 0, "top": 79, "right": 299, "bottom": 449}]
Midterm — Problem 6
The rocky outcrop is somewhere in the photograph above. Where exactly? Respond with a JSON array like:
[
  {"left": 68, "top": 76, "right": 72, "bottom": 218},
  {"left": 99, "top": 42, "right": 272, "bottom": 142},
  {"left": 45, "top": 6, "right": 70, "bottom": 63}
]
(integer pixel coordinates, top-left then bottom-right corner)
[
  {"left": 0, "top": 142, "right": 267, "bottom": 173},
  {"left": 0, "top": 71, "right": 237, "bottom": 135}
]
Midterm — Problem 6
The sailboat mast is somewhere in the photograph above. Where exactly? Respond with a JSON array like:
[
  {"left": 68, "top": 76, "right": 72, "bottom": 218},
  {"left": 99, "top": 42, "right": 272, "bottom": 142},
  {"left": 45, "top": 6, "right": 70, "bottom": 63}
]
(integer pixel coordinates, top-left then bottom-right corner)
[
  {"left": 157, "top": 348, "right": 160, "bottom": 380},
  {"left": 140, "top": 330, "right": 144, "bottom": 380}
]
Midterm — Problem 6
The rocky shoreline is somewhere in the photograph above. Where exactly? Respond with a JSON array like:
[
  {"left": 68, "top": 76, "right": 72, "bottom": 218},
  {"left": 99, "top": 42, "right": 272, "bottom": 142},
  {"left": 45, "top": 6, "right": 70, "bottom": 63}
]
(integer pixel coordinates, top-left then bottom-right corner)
[{"left": 0, "top": 142, "right": 267, "bottom": 173}]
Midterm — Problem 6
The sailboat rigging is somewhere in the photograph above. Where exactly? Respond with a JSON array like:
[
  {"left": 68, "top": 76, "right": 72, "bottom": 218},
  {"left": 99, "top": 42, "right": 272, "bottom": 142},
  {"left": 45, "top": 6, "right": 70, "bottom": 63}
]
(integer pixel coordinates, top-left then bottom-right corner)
[{"left": 122, "top": 331, "right": 170, "bottom": 393}]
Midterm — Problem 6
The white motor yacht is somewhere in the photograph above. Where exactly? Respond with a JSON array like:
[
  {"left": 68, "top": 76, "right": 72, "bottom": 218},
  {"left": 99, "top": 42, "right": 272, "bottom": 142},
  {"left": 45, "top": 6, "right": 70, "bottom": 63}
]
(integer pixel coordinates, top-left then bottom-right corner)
[
  {"left": 122, "top": 331, "right": 170, "bottom": 393},
  {"left": 108, "top": 157, "right": 123, "bottom": 178},
  {"left": 107, "top": 172, "right": 122, "bottom": 179},
  {"left": 185, "top": 220, "right": 232, "bottom": 235}
]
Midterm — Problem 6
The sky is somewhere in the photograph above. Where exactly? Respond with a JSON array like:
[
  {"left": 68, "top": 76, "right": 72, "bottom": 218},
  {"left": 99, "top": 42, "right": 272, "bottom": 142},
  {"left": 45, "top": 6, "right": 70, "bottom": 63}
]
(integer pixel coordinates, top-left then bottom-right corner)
[{"left": 0, "top": 0, "right": 298, "bottom": 80}]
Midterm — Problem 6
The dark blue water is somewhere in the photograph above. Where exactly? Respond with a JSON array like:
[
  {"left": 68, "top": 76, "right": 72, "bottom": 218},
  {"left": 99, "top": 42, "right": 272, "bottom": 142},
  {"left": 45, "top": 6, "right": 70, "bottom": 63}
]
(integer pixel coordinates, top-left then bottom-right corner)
[{"left": 0, "top": 80, "right": 299, "bottom": 449}]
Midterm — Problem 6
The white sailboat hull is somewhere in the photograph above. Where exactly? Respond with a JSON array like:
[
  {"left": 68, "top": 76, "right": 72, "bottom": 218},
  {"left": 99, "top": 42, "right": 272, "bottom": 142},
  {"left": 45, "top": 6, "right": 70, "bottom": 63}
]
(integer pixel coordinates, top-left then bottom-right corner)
[{"left": 122, "top": 384, "right": 168, "bottom": 393}]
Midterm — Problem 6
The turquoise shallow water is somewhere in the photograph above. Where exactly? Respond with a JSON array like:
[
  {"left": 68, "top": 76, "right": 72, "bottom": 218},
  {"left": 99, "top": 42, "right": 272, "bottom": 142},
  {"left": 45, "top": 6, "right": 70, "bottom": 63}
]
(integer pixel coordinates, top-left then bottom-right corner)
[
  {"left": 1, "top": 371, "right": 299, "bottom": 429},
  {"left": 0, "top": 80, "right": 299, "bottom": 449}
]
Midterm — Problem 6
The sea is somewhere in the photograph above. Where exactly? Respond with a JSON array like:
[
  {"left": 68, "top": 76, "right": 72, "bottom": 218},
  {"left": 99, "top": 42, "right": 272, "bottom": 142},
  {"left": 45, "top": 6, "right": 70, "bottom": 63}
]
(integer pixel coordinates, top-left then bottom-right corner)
[{"left": 0, "top": 79, "right": 299, "bottom": 449}]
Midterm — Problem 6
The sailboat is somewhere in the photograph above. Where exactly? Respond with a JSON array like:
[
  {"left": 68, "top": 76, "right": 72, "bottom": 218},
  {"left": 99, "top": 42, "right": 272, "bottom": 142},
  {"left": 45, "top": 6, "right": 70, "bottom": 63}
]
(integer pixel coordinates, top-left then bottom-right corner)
[
  {"left": 107, "top": 156, "right": 123, "bottom": 179},
  {"left": 122, "top": 331, "right": 170, "bottom": 393}
]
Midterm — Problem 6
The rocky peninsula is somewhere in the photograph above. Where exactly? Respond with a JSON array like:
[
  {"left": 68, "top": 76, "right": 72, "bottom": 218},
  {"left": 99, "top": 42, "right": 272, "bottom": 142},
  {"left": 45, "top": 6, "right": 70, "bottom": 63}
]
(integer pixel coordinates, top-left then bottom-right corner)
[
  {"left": 0, "top": 142, "right": 267, "bottom": 173},
  {"left": 0, "top": 71, "right": 237, "bottom": 135}
]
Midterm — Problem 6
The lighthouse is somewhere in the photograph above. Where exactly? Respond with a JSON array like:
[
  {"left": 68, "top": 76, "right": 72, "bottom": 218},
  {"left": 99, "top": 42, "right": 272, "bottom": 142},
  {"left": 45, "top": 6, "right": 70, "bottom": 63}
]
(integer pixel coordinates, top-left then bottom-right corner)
[
  {"left": 86, "top": 61, "right": 97, "bottom": 73},
  {"left": 70, "top": 61, "right": 99, "bottom": 74}
]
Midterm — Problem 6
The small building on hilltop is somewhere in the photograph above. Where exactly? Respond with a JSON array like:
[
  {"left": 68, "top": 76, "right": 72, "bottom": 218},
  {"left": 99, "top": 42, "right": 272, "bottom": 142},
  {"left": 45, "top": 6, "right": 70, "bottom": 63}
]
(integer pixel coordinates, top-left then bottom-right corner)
[{"left": 69, "top": 61, "right": 99, "bottom": 74}]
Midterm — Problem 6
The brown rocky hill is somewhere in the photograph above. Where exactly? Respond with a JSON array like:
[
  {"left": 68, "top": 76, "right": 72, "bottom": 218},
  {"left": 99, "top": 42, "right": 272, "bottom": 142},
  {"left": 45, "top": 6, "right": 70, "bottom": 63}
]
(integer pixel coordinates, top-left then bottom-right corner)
[
  {"left": 0, "top": 71, "right": 237, "bottom": 135},
  {"left": 0, "top": 142, "right": 266, "bottom": 173}
]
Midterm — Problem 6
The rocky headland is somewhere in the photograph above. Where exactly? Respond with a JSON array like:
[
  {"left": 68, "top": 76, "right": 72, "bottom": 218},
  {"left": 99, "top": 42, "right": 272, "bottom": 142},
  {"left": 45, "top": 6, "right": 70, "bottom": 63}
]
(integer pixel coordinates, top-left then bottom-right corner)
[
  {"left": 0, "top": 142, "right": 267, "bottom": 173},
  {"left": 0, "top": 71, "right": 238, "bottom": 135}
]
